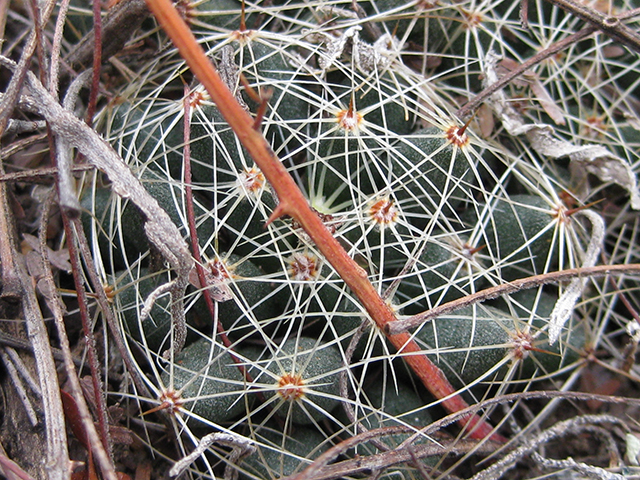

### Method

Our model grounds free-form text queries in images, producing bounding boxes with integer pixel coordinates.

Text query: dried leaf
[498,58,565,125]
[477,103,495,138]
[60,390,89,450]
[484,51,640,209]
[627,433,640,466]
[530,79,565,125]
[549,210,604,344]
[188,263,233,302]
[22,233,71,273]
[24,249,63,307]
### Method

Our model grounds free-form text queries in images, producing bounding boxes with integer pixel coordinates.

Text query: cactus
[246,336,344,426]
[64,0,640,477]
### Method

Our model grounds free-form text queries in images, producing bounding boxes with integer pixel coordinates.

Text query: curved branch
[386,264,640,335]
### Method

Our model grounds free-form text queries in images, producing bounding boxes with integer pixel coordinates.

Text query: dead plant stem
[181,88,256,386]
[458,0,640,118]
[6,191,70,480]
[40,198,118,480]
[85,0,102,126]
[60,211,114,459]
[545,0,640,51]
[286,392,640,480]
[0,0,56,136]
[386,264,640,335]
[457,26,596,118]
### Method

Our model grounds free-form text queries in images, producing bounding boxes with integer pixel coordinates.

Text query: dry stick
[143,0,503,442]
[0,184,21,304]
[285,391,640,480]
[468,414,628,480]
[1,53,188,431]
[27,0,48,89]
[0,451,38,480]
[0,133,48,168]
[59,211,114,459]
[457,25,596,119]
[52,72,112,455]
[0,347,39,427]
[386,264,640,335]
[181,88,256,385]
[0,0,56,137]
[70,212,154,400]
[288,433,495,480]
[0,191,70,480]
[0,164,95,184]
[458,0,640,119]
[9,62,194,358]
[0,32,37,138]
[39,198,119,480]
[48,0,71,98]
[546,0,640,52]
[85,0,103,126]
[0,140,69,480]
[64,0,150,73]
[37,206,119,480]
[0,330,82,366]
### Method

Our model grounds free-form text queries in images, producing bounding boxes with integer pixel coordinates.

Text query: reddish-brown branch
[143,0,504,441]
[60,212,113,459]
[181,87,257,387]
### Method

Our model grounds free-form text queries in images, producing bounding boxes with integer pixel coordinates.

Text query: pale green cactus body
[389,126,475,227]
[161,338,248,423]
[191,0,243,31]
[241,425,329,479]
[414,303,585,390]
[473,194,557,281]
[81,0,625,475]
[117,268,208,352]
[213,253,287,340]
[248,336,343,425]
[398,236,488,312]
[362,380,433,447]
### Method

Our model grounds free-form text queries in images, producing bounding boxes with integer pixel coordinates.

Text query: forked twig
[457,26,596,119]
[285,392,640,480]
[386,263,640,335]
[143,0,504,441]
[458,0,640,119]
[544,0,640,52]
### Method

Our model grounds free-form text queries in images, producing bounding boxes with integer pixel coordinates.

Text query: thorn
[391,21,399,38]
[530,346,561,356]
[239,73,261,103]
[465,243,486,256]
[142,402,171,416]
[238,74,272,129]
[457,110,477,136]
[563,198,605,217]
[253,88,272,130]
[240,0,246,31]
[265,203,290,227]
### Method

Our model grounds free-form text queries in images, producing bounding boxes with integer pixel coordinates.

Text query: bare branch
[386,264,640,335]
